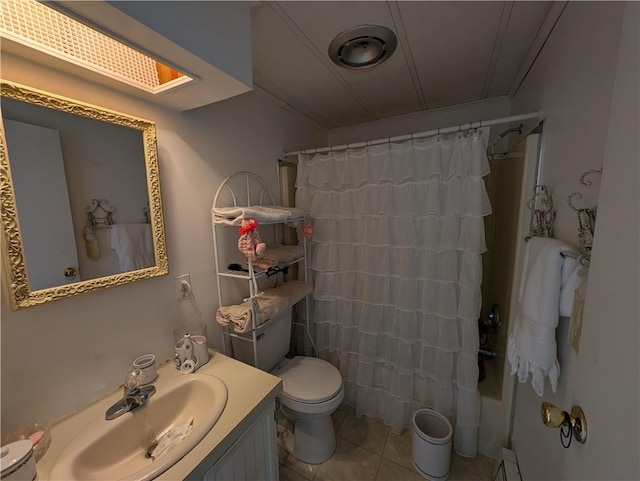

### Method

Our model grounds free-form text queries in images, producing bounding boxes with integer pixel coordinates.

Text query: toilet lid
[276,357,342,403]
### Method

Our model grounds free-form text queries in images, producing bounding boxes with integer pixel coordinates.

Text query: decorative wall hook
[86,199,115,230]
[567,168,602,266]
[527,185,555,238]
[541,401,587,448]
[579,168,603,187]
[566,192,585,212]
[567,168,602,211]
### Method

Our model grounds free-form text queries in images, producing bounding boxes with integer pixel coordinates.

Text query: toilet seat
[273,356,343,406]
[273,356,344,463]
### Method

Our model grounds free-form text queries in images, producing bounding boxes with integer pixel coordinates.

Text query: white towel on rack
[559,256,583,317]
[507,237,578,396]
[216,281,312,333]
[111,223,154,272]
[212,205,305,225]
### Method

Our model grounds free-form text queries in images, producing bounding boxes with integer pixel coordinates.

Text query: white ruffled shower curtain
[295,129,491,457]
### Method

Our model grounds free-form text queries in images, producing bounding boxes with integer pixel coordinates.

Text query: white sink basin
[48,373,228,481]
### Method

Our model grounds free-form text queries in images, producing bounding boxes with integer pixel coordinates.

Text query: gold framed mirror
[0,80,168,310]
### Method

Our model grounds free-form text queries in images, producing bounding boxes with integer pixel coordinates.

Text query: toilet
[231,308,344,464]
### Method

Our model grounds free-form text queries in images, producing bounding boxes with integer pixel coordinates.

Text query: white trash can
[412,409,453,481]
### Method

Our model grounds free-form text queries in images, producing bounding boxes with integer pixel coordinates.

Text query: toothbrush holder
[133,354,157,385]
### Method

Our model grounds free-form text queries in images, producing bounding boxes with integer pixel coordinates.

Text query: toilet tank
[231,308,292,371]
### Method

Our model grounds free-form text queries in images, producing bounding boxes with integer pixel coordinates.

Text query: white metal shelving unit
[211,171,310,369]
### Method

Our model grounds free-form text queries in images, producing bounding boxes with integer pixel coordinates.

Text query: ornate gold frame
[0,80,168,310]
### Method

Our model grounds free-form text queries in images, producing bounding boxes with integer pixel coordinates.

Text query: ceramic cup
[133,354,157,384]
[0,439,37,481]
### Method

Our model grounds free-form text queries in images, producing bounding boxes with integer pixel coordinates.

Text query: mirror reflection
[0,80,168,309]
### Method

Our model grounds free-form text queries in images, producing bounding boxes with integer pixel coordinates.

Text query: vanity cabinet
[35,353,282,481]
[201,401,278,481]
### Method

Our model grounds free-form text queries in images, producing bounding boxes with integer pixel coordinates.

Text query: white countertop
[36,351,282,481]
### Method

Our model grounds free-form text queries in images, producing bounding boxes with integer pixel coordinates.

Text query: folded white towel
[111,223,154,272]
[212,205,305,225]
[508,237,578,396]
[559,256,583,317]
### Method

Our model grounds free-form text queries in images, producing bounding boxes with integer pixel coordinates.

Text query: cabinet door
[203,402,278,481]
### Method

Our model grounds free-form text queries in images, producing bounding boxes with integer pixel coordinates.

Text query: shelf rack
[211,171,310,369]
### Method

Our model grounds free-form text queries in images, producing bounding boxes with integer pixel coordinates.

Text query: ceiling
[251,1,564,130]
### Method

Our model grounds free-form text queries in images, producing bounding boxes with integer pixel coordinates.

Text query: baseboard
[492,448,522,481]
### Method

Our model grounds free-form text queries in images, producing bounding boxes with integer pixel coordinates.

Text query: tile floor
[278,407,495,481]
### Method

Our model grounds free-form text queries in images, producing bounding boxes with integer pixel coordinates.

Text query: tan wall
[0,53,327,435]
[509,2,639,479]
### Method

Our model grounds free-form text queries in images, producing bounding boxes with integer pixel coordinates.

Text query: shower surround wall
[480,151,526,399]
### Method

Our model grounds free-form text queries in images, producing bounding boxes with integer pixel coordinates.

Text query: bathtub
[478,354,514,459]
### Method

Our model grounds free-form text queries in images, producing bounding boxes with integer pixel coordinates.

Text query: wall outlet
[175,274,191,300]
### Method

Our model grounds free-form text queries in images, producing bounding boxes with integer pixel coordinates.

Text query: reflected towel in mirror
[111,223,154,272]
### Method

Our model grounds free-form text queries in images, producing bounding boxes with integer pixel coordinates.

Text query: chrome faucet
[105,369,156,421]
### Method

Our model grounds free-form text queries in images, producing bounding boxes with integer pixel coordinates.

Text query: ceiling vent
[328,25,397,70]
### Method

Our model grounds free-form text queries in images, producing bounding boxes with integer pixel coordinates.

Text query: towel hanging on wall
[568,269,589,354]
[83,225,100,260]
[507,237,579,396]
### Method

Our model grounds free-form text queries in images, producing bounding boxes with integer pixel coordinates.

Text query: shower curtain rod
[283,110,542,157]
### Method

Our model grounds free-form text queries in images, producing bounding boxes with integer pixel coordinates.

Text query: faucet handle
[124,369,143,395]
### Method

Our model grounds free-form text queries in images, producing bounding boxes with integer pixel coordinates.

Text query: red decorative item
[301,223,313,239]
[238,220,258,235]
[238,218,266,261]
